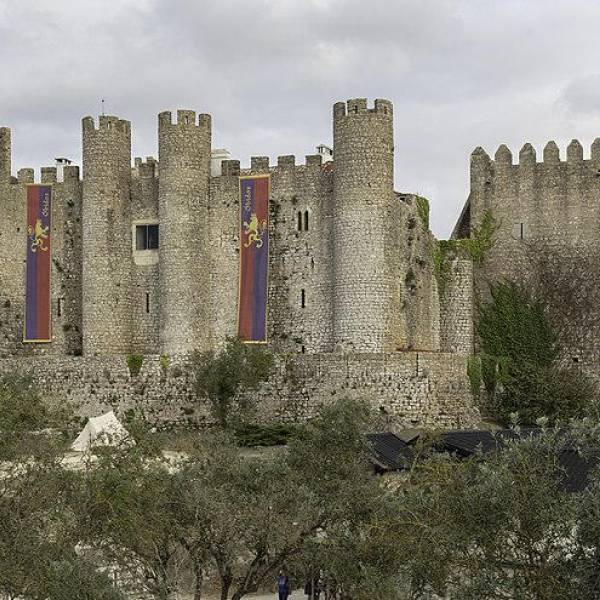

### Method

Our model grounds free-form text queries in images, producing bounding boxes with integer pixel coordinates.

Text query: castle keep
[0,99,476,427]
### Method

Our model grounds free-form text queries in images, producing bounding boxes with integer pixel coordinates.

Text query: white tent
[71,411,132,452]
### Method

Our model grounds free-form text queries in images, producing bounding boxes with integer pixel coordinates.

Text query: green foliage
[466,354,482,397]
[193,336,274,428]
[476,280,595,425]
[478,280,556,366]
[396,429,588,599]
[415,195,430,229]
[159,353,170,371]
[0,374,73,459]
[125,353,144,377]
[433,210,497,292]
[234,422,301,446]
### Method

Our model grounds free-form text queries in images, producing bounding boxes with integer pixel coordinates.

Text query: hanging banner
[24,185,52,342]
[238,175,270,342]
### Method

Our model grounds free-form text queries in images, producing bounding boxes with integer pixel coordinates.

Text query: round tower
[158,110,212,355]
[82,115,132,355]
[332,98,401,352]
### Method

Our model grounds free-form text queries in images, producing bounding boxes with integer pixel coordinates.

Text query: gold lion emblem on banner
[243,213,267,248]
[28,219,49,253]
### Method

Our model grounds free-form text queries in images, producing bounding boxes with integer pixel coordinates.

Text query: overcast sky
[3,0,600,236]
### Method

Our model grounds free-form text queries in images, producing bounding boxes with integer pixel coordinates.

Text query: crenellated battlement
[82,115,131,135]
[220,159,240,176]
[133,156,158,178]
[41,167,57,183]
[475,139,600,171]
[333,97,393,119]
[158,110,211,130]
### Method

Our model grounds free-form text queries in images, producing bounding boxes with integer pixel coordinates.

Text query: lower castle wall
[0,352,477,429]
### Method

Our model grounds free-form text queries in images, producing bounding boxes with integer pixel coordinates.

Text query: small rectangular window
[512,222,526,240]
[145,292,150,314]
[57,297,63,317]
[136,224,159,250]
[301,289,306,308]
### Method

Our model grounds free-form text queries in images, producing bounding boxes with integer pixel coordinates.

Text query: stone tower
[81,115,133,354]
[158,110,212,355]
[0,127,10,183]
[332,98,402,352]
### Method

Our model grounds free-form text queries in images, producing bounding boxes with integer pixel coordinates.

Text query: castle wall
[0,352,477,429]
[400,194,441,351]
[131,158,160,353]
[439,254,473,354]
[466,139,600,375]
[0,154,83,357]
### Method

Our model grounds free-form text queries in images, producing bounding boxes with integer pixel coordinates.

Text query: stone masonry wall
[0,352,477,429]
[0,147,83,357]
[465,140,600,378]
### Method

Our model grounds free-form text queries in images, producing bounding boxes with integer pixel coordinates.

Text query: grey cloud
[3,0,600,236]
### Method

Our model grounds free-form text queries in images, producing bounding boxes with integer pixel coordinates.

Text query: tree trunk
[193,559,204,600]
[220,574,232,600]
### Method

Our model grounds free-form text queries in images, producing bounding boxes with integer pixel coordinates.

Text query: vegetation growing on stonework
[475,280,597,425]
[126,353,144,377]
[433,210,497,292]
[415,195,430,229]
[193,336,274,427]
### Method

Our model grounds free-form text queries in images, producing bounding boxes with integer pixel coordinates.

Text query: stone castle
[0,98,478,427]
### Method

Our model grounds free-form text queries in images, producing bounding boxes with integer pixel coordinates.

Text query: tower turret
[0,127,10,183]
[81,115,132,354]
[158,110,212,354]
[332,98,402,352]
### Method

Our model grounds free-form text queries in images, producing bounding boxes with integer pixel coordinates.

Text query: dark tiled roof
[369,428,597,493]
[366,432,413,471]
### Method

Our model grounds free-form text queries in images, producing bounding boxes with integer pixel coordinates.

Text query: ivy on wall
[433,210,497,293]
[415,195,430,230]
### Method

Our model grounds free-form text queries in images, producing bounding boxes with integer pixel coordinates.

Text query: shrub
[126,354,144,377]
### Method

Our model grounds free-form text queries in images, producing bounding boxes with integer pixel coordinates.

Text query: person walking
[278,569,291,600]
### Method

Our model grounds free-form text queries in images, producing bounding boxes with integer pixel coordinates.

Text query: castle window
[297,211,302,231]
[304,210,309,231]
[136,224,159,250]
[57,297,63,317]
[301,288,306,308]
[145,292,150,314]
[512,222,526,240]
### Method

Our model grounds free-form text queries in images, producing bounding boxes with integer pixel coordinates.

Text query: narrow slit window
[297,211,302,231]
[520,222,524,239]
[304,210,309,231]
[57,297,62,317]
[301,289,306,308]
[145,292,150,314]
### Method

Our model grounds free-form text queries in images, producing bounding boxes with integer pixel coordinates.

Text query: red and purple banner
[24,185,52,342]
[238,175,270,342]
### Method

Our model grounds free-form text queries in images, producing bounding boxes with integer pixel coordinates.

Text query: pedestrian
[278,569,291,600]
[304,570,321,600]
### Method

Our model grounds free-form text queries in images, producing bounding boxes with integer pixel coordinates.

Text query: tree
[75,443,183,599]
[395,428,593,600]
[475,280,596,424]
[174,398,382,600]
[193,337,274,427]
